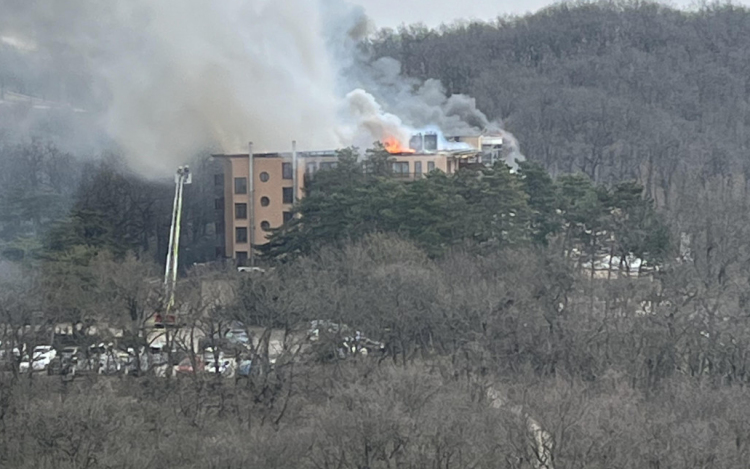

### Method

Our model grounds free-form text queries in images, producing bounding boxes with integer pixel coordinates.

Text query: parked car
[203,348,225,373]
[19,345,56,372]
[204,350,235,377]
[99,351,120,374]
[237,266,265,273]
[60,346,80,361]
[306,320,385,357]
[237,359,253,377]
[175,356,204,374]
[225,329,251,347]
[47,346,80,375]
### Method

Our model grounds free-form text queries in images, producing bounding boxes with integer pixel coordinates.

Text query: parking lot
[0,320,385,380]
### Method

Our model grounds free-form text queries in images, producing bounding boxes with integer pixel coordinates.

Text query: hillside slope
[373,1,750,210]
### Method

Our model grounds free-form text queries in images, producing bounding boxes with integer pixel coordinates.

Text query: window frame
[236,251,248,265]
[234,203,248,220]
[235,227,248,243]
[391,161,409,175]
[282,162,293,180]
[282,187,293,204]
[234,177,248,194]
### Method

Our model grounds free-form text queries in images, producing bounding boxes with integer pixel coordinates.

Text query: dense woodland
[3,1,750,468]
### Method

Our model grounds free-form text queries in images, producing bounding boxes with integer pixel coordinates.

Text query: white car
[204,349,235,376]
[19,345,57,372]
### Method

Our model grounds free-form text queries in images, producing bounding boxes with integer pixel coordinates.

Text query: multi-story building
[213,134,499,263]
[213,148,335,264]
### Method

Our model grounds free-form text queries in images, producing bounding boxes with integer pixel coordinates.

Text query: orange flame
[383,136,415,154]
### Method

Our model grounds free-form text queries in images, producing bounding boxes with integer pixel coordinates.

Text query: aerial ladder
[157,165,191,327]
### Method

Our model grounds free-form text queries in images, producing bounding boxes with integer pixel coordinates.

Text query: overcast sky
[353,0,711,29]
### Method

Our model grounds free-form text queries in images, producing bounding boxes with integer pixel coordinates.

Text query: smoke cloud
[0,0,344,174]
[0,0,524,175]
[342,89,411,147]
[344,56,525,165]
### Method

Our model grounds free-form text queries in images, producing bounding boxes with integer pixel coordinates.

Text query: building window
[319,162,337,171]
[236,227,248,243]
[414,161,422,176]
[214,197,224,210]
[391,161,409,176]
[427,161,435,172]
[282,162,293,180]
[283,211,293,223]
[260,196,270,207]
[236,251,248,266]
[235,203,247,219]
[259,171,270,182]
[214,221,224,235]
[260,221,271,231]
[234,177,247,194]
[306,162,317,175]
[282,187,293,204]
[215,247,225,258]
[214,174,224,186]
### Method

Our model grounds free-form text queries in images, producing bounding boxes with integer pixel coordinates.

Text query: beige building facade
[213,136,496,263]
[214,150,338,264]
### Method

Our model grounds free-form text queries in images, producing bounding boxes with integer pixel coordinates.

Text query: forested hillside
[372,1,750,207]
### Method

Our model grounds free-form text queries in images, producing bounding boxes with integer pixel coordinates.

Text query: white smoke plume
[0,0,524,175]
[341,89,411,148]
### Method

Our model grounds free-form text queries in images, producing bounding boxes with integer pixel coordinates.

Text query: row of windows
[215,192,292,215]
[306,161,337,174]
[223,159,435,192]
[230,163,294,194]
[233,202,294,219]
[391,160,435,175]
[220,189,293,217]
[233,177,295,202]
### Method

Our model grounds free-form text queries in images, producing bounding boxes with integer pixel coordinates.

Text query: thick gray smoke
[0,0,523,175]
[343,56,525,164]
[355,57,495,135]
[0,0,343,175]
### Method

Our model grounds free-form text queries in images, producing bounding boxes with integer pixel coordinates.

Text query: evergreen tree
[608,180,669,271]
[518,160,561,245]
[394,171,468,256]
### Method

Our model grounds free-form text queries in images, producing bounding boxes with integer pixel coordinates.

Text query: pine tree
[518,160,561,245]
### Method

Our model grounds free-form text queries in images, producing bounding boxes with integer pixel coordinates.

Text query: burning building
[213,132,508,264]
